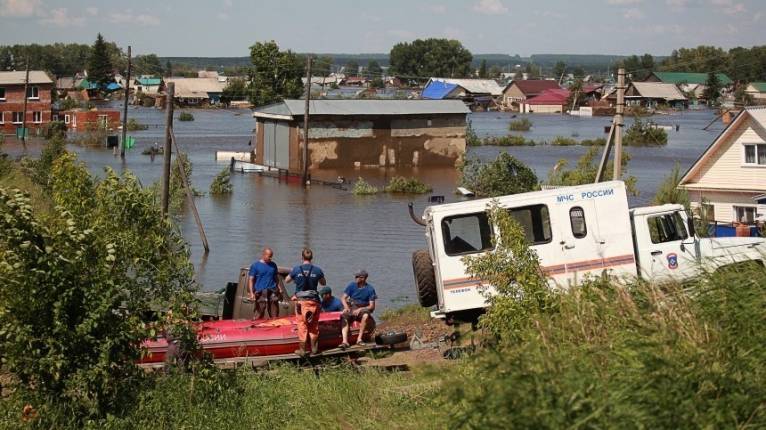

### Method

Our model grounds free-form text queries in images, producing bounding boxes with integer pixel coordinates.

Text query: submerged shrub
[179,112,195,122]
[352,177,378,195]
[508,117,532,131]
[549,136,578,146]
[384,176,432,194]
[126,118,149,131]
[209,167,233,195]
[624,117,668,146]
[459,152,538,197]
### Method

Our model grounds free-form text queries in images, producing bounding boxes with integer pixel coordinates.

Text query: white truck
[409,181,766,324]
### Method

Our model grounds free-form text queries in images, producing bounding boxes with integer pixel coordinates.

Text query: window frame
[32,111,42,123]
[569,206,588,239]
[507,204,553,246]
[11,111,23,124]
[0,87,5,100]
[743,143,766,166]
[647,212,689,244]
[27,86,39,100]
[440,212,494,257]
[0,112,4,124]
[734,205,756,224]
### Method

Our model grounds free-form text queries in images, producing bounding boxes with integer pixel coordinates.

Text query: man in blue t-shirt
[340,270,377,348]
[285,248,326,296]
[285,248,326,356]
[320,286,344,312]
[247,247,281,319]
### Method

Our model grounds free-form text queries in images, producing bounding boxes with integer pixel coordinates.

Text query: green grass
[384,176,432,194]
[352,177,379,195]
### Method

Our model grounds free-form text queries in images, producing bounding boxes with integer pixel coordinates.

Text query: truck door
[635,210,698,281]
[558,201,603,283]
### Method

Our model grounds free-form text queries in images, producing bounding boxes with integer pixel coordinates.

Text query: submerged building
[251,99,469,170]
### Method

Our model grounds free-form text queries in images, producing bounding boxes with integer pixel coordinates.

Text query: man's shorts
[343,306,372,322]
[255,288,282,303]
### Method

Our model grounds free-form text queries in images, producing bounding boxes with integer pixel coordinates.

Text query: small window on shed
[569,207,587,238]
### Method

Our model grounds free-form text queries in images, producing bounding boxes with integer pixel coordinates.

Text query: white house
[678,106,766,224]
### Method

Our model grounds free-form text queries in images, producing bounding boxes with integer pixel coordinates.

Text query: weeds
[126,118,148,131]
[384,176,432,194]
[179,112,195,122]
[624,117,668,146]
[508,117,533,131]
[352,177,379,195]
[209,167,233,195]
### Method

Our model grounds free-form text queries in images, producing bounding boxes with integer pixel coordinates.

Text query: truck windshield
[648,212,688,244]
[441,212,493,256]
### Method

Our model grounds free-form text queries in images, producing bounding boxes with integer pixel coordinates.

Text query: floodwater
[2,105,726,310]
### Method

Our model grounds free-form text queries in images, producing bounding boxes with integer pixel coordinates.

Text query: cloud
[606,0,642,4]
[710,0,745,14]
[473,0,508,15]
[85,7,98,16]
[387,29,416,40]
[38,7,85,27]
[217,12,229,20]
[0,0,42,17]
[223,0,232,7]
[623,8,644,19]
[109,11,160,26]
[422,3,447,14]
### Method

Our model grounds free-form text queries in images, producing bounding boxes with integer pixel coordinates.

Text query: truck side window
[648,212,688,244]
[441,212,493,256]
[508,204,552,245]
[569,207,587,238]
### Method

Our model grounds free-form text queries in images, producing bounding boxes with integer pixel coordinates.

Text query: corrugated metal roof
[136,77,162,86]
[526,88,570,105]
[426,78,504,96]
[748,82,766,92]
[651,71,733,86]
[165,78,225,98]
[0,70,53,85]
[422,81,459,99]
[508,80,562,96]
[630,82,687,101]
[253,99,470,118]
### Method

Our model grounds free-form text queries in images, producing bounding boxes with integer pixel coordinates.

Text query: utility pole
[301,56,312,187]
[21,62,29,145]
[161,83,175,216]
[120,45,132,160]
[613,67,625,180]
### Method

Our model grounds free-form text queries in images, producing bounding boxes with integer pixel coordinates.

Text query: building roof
[56,77,76,89]
[252,99,470,119]
[136,77,162,86]
[582,84,603,94]
[0,70,53,85]
[747,82,766,92]
[78,78,100,90]
[508,80,561,96]
[650,71,733,86]
[680,106,766,186]
[525,88,570,105]
[427,78,504,96]
[165,78,226,98]
[630,82,687,101]
[422,80,460,99]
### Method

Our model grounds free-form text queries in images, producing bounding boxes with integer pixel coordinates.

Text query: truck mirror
[687,213,696,237]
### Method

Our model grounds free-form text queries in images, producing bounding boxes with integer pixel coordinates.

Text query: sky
[1,0,764,57]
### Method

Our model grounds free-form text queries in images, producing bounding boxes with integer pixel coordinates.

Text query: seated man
[319,286,344,312]
[340,270,377,348]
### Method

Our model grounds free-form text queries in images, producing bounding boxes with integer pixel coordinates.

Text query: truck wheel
[375,331,408,346]
[412,249,437,307]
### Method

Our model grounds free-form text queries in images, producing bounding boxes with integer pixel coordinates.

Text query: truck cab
[411,181,765,324]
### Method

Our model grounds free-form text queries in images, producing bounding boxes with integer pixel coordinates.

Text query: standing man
[340,270,377,348]
[319,287,344,312]
[248,247,281,319]
[285,248,326,356]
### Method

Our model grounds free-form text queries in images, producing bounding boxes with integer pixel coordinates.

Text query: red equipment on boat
[140,311,368,364]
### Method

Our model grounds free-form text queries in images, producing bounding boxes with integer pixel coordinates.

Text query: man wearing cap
[320,287,344,312]
[285,248,326,356]
[340,270,377,348]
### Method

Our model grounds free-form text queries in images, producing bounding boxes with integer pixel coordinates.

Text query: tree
[459,152,538,197]
[165,60,173,77]
[221,77,248,106]
[566,79,584,110]
[247,40,304,107]
[703,72,722,106]
[546,146,638,195]
[389,38,473,79]
[367,60,382,79]
[87,33,113,89]
[734,84,754,106]
[344,60,359,77]
[132,54,163,76]
[313,56,334,77]
[0,46,13,70]
[524,63,541,79]
[652,162,689,208]
[478,59,488,78]
[553,61,567,81]
[488,65,503,79]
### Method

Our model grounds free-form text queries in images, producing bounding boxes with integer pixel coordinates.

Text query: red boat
[140,311,371,364]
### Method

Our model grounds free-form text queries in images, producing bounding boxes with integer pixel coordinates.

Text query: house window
[441,212,493,256]
[0,112,4,124]
[12,112,23,124]
[27,86,39,99]
[32,111,42,123]
[734,206,756,224]
[569,207,587,238]
[64,114,70,124]
[648,212,688,244]
[508,204,552,245]
[744,144,766,165]
[0,87,5,100]
[97,114,108,128]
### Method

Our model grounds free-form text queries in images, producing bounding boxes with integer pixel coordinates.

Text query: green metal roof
[136,77,162,86]
[748,82,766,92]
[652,72,732,85]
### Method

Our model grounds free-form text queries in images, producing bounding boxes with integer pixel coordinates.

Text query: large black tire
[412,249,437,307]
[375,331,408,346]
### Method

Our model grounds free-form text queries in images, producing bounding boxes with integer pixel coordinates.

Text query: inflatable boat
[140,311,370,364]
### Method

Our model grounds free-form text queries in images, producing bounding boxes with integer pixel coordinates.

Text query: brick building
[57,109,122,131]
[0,71,54,134]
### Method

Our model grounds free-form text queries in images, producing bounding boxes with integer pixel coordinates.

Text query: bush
[549,136,578,146]
[652,162,689,207]
[445,206,766,429]
[126,118,148,131]
[624,117,668,146]
[43,120,68,139]
[546,146,638,195]
[209,167,233,194]
[384,176,432,194]
[466,120,482,147]
[0,152,198,422]
[352,177,378,195]
[580,137,606,146]
[486,135,535,146]
[19,136,66,188]
[179,112,195,122]
[508,117,532,131]
[59,97,80,111]
[459,152,538,197]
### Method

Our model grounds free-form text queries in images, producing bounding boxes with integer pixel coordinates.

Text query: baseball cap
[319,286,332,296]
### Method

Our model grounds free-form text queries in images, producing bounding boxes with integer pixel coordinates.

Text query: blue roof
[106,82,122,91]
[422,80,459,100]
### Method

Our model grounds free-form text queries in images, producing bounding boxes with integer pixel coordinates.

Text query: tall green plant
[652,162,689,208]
[546,146,638,195]
[459,153,538,197]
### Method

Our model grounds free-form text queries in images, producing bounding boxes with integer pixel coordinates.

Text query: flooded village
[2,1,766,428]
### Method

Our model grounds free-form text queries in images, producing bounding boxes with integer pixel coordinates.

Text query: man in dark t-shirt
[285,248,326,356]
[340,270,377,348]
[248,247,280,319]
